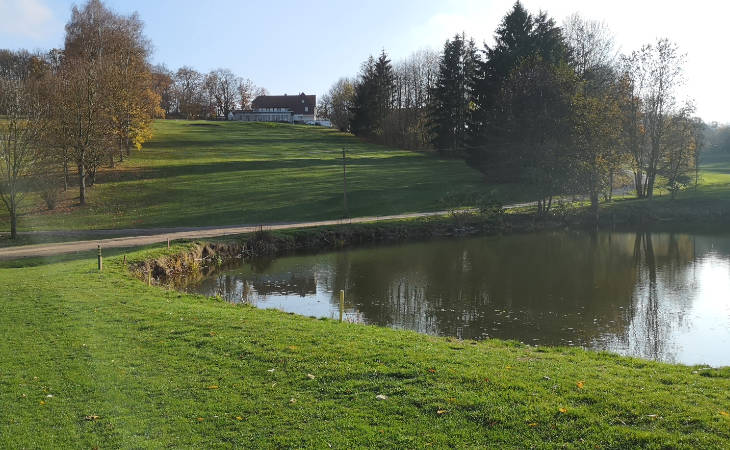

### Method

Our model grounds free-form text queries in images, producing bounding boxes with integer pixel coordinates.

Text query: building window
[304,106,308,112]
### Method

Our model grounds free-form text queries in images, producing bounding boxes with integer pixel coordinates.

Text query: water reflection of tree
[325,233,645,343]
[621,232,696,362]
[189,230,711,363]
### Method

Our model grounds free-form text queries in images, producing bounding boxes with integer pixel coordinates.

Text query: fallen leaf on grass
[505,366,512,370]
[39,401,46,405]
[288,345,298,350]
[528,423,538,427]
[437,410,448,415]
[577,381,585,389]
[428,368,436,373]
[267,368,275,373]
[196,417,204,422]
[84,415,100,421]
[235,416,243,421]
[207,385,219,389]
[376,394,388,401]
[720,411,728,417]
[559,408,567,413]
[289,398,296,404]
[307,374,316,380]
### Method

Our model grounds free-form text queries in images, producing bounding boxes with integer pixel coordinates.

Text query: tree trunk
[608,170,614,201]
[634,171,644,198]
[88,165,97,187]
[63,156,69,192]
[9,201,17,239]
[590,190,600,226]
[646,172,655,199]
[79,162,86,205]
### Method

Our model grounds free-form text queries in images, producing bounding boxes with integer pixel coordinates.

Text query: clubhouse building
[228,93,316,123]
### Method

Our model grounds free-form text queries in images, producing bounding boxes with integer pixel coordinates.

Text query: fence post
[97,244,102,271]
[339,290,345,322]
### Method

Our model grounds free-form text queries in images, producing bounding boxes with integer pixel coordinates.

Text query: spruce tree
[350,51,394,137]
[430,34,479,155]
[468,1,568,178]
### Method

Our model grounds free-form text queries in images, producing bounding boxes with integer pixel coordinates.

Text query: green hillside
[2,121,525,232]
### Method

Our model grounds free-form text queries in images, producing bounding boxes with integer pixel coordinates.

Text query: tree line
[0,0,163,238]
[320,2,706,221]
[149,65,267,120]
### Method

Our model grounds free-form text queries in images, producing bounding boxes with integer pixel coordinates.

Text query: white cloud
[0,0,55,40]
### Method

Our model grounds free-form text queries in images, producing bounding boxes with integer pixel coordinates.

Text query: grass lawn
[0,120,528,233]
[601,152,730,220]
[1,243,728,448]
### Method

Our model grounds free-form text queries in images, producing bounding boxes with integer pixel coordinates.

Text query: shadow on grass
[101,155,433,183]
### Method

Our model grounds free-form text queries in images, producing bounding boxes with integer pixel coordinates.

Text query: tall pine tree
[468,1,568,178]
[430,33,479,155]
[350,51,394,137]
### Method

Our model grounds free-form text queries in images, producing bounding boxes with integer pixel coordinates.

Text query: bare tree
[642,39,686,198]
[151,64,175,115]
[661,105,697,198]
[174,66,204,119]
[618,50,649,197]
[563,14,616,81]
[206,68,238,118]
[322,78,355,131]
[0,72,49,238]
[237,78,255,110]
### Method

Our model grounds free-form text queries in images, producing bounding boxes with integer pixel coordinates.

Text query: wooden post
[97,244,102,271]
[167,237,170,249]
[147,268,151,286]
[342,148,348,219]
[339,290,345,322]
[122,254,127,266]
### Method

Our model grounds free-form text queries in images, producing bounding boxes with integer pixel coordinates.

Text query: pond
[184,230,730,367]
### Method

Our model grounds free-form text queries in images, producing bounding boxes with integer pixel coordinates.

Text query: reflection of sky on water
[596,254,730,365]
[188,231,730,367]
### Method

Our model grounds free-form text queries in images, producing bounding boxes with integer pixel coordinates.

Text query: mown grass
[1,242,728,448]
[600,154,730,223]
[0,121,528,233]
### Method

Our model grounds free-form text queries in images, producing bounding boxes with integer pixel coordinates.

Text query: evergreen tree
[430,34,479,154]
[350,56,375,136]
[468,1,568,177]
[350,51,394,137]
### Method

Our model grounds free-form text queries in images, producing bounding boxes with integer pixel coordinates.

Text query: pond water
[185,231,730,366]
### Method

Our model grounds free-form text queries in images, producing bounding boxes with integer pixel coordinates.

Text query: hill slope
[3,121,525,232]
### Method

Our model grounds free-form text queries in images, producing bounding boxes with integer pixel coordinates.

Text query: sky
[0,0,727,123]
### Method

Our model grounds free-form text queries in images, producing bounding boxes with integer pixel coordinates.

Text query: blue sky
[1,0,727,123]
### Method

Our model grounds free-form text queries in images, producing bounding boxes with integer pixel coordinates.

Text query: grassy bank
[1,233,728,448]
[598,154,730,225]
[0,120,526,233]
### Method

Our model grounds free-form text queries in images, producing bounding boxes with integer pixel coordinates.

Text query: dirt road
[0,211,460,261]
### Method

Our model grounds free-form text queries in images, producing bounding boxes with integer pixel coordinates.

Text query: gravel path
[0,211,457,260]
